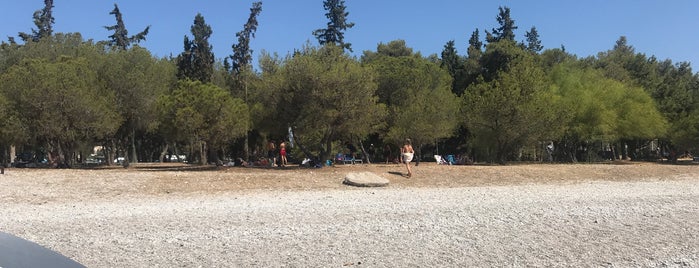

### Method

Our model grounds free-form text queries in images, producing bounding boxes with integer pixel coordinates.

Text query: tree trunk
[209,146,221,166]
[415,144,421,166]
[358,141,370,164]
[130,128,138,164]
[291,129,318,163]
[105,140,118,166]
[159,143,169,163]
[10,145,16,165]
[609,143,617,160]
[2,146,7,172]
[322,137,332,164]
[244,134,250,162]
[199,141,207,165]
[173,144,182,162]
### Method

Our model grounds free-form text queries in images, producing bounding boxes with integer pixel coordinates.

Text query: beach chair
[446,155,456,165]
[434,155,448,165]
[352,153,363,164]
[336,153,355,164]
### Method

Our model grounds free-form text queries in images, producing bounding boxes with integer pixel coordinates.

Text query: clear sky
[2,0,698,70]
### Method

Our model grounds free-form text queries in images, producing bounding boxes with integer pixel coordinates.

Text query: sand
[0,162,697,267]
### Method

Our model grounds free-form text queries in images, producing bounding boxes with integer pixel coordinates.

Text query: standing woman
[279,141,288,167]
[401,139,415,177]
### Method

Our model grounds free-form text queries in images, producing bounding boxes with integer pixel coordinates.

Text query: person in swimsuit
[401,138,415,177]
[279,141,288,167]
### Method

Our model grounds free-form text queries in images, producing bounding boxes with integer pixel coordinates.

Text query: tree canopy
[368,53,461,149]
[158,80,249,164]
[464,41,556,163]
[177,13,214,83]
[1,56,122,164]
[257,45,384,161]
[486,6,517,43]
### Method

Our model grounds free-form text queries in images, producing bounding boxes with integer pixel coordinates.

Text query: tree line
[1,1,697,167]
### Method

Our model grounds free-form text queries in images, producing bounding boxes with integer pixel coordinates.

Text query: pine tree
[177,13,214,83]
[230,1,263,162]
[18,0,55,42]
[467,29,483,59]
[312,0,355,52]
[486,6,517,43]
[441,40,466,95]
[104,4,150,50]
[441,40,460,76]
[524,26,543,53]
[231,2,263,75]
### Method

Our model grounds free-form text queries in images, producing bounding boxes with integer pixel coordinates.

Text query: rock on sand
[343,172,389,187]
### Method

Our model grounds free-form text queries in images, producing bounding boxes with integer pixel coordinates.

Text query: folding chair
[434,155,448,165]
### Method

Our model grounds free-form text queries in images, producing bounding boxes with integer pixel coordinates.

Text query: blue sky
[2,1,698,70]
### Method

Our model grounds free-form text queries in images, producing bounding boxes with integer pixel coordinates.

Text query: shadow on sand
[388,171,407,177]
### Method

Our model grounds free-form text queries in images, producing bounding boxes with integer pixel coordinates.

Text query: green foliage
[0,57,122,152]
[102,47,173,128]
[18,0,55,42]
[12,33,103,63]
[257,45,384,160]
[486,6,517,43]
[593,36,697,153]
[467,29,483,59]
[462,29,484,90]
[539,47,576,69]
[594,36,636,83]
[158,80,249,162]
[231,2,263,75]
[104,4,150,50]
[361,40,414,62]
[651,61,697,120]
[313,0,355,52]
[0,41,22,74]
[0,92,26,146]
[464,42,557,163]
[668,111,699,150]
[523,26,543,53]
[367,50,461,148]
[440,40,467,95]
[177,13,215,83]
[99,46,175,161]
[550,65,668,154]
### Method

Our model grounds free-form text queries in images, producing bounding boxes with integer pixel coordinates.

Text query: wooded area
[1,1,697,167]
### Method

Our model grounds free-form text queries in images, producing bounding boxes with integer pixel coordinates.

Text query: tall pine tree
[104,4,150,50]
[313,0,355,52]
[486,6,517,43]
[177,13,214,83]
[441,40,466,95]
[230,1,262,161]
[231,2,263,75]
[18,0,54,42]
[524,26,543,53]
[467,29,483,59]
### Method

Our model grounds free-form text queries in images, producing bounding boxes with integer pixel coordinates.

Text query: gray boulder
[343,172,389,187]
